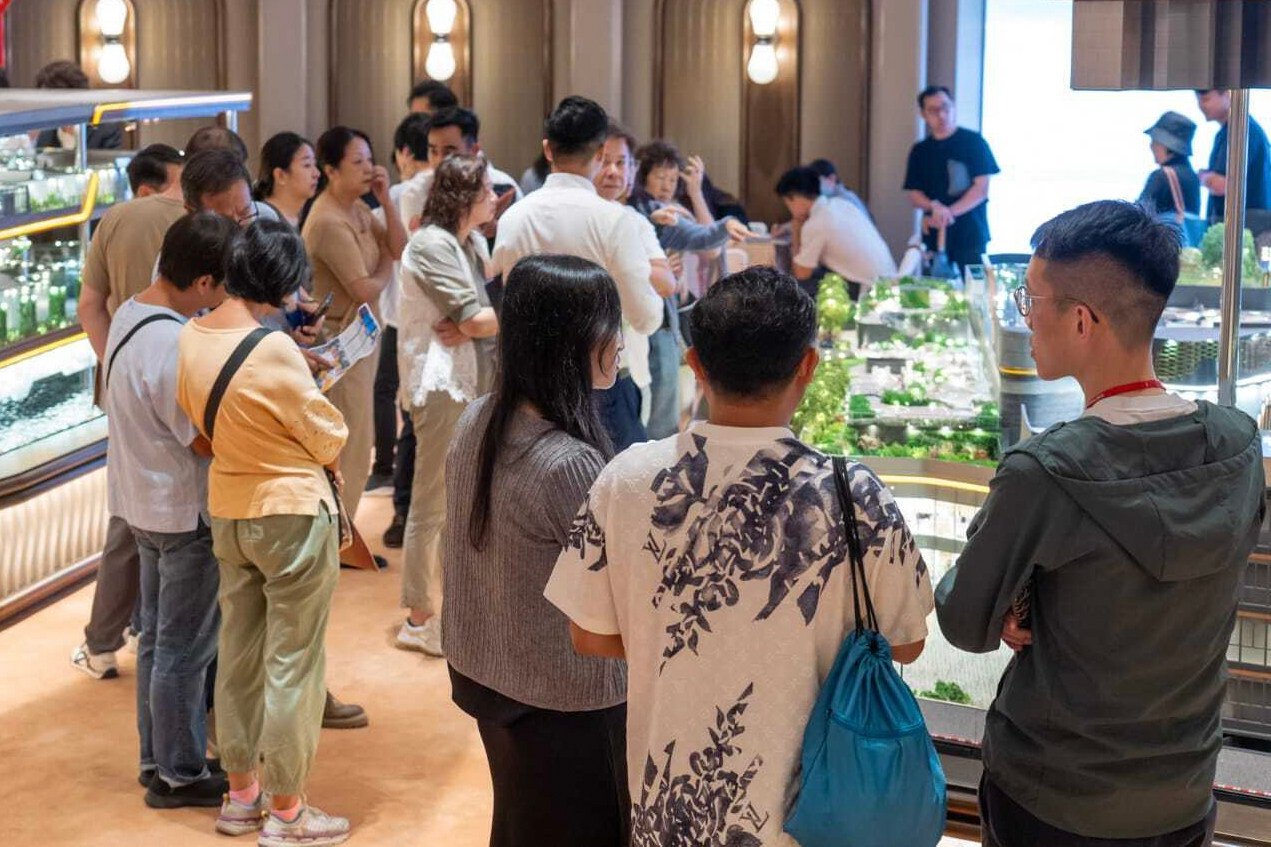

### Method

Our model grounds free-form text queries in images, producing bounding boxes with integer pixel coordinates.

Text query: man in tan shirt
[71,145,188,681]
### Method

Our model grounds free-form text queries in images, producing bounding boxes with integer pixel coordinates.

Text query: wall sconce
[413,0,471,104]
[78,0,135,88]
[746,0,780,85]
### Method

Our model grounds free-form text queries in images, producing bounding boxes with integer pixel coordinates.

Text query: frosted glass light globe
[98,42,131,84]
[747,43,779,85]
[748,0,780,38]
[426,0,458,36]
[425,41,456,81]
[96,0,128,38]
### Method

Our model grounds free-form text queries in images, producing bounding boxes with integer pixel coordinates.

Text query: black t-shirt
[1139,155,1201,216]
[903,127,1000,261]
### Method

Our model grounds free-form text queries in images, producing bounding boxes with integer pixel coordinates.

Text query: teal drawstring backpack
[784,456,946,847]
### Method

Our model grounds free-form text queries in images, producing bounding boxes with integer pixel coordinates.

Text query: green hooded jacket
[935,400,1265,837]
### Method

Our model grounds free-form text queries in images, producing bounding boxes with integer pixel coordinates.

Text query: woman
[443,254,629,847]
[254,132,320,228]
[302,126,408,539]
[1139,111,1202,244]
[395,154,499,657]
[175,221,351,845]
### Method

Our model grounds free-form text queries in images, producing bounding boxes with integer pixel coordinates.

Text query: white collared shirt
[492,172,662,384]
[795,196,897,287]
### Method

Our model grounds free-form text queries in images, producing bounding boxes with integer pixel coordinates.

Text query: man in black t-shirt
[903,86,1000,269]
[1196,89,1271,222]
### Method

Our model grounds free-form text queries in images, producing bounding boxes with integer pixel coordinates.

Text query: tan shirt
[176,323,348,520]
[301,192,388,331]
[82,194,187,314]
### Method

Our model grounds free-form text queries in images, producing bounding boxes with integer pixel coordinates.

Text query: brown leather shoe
[322,690,368,729]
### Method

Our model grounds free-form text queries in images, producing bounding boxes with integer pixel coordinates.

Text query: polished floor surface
[0,495,977,846]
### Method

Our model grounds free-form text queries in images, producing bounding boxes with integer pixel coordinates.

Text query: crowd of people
[51,65,1267,847]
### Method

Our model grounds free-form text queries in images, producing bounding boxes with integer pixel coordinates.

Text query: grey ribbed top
[441,396,628,712]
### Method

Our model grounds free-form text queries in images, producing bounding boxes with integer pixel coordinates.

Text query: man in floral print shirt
[546,266,934,846]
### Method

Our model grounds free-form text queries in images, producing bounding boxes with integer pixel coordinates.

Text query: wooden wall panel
[330,0,413,166]
[133,0,230,153]
[7,0,80,86]
[800,0,870,197]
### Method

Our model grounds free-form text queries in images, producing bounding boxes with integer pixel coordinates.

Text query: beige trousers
[324,345,377,528]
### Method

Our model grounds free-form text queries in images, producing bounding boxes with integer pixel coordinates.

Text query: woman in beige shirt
[302,126,407,543]
[176,221,351,845]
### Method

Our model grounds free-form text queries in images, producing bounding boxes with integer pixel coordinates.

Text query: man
[71,145,189,682]
[408,79,458,115]
[904,85,1000,269]
[780,165,897,300]
[181,149,370,731]
[1196,89,1271,221]
[492,96,662,451]
[127,144,184,198]
[373,113,432,548]
[398,106,521,233]
[808,157,872,219]
[33,60,123,149]
[936,200,1264,845]
[594,123,679,439]
[105,212,237,809]
[546,266,932,846]
[182,126,282,223]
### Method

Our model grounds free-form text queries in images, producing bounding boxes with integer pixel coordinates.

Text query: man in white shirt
[493,96,662,450]
[105,212,236,807]
[779,165,896,301]
[398,107,521,233]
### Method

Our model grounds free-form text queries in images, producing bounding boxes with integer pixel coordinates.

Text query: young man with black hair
[808,157,871,218]
[127,144,185,197]
[1196,89,1271,221]
[779,165,896,300]
[547,266,932,846]
[105,212,238,808]
[936,200,1265,846]
[493,95,662,451]
[408,79,459,115]
[904,85,1000,269]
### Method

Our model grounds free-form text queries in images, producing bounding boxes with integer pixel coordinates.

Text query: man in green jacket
[936,200,1265,846]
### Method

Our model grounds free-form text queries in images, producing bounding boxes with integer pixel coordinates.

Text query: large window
[981,0,1271,254]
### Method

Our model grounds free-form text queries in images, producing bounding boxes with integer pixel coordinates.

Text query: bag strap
[202,328,274,441]
[831,456,879,633]
[1162,166,1186,223]
[104,313,181,386]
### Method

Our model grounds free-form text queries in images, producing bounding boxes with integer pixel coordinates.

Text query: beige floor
[0,495,977,847]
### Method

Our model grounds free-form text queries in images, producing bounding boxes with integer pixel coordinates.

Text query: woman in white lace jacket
[395,153,499,656]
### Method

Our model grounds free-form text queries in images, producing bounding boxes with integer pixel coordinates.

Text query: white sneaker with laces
[395,617,443,657]
[258,805,350,847]
[70,642,119,679]
[216,789,268,836]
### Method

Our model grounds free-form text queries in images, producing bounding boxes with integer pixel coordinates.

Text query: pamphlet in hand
[309,303,381,393]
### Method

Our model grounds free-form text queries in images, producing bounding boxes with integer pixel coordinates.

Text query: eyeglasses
[1012,286,1099,322]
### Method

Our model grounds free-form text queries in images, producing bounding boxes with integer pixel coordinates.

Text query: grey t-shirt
[103,299,208,533]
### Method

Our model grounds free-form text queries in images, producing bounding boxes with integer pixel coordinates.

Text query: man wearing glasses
[936,200,1264,846]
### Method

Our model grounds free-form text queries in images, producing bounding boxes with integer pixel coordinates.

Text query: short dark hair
[690,266,816,398]
[225,220,311,307]
[182,149,251,210]
[1194,88,1222,96]
[1030,200,1178,346]
[917,85,954,109]
[429,106,480,145]
[775,166,821,200]
[126,144,183,194]
[157,212,239,291]
[809,158,837,178]
[408,80,458,111]
[544,96,609,160]
[184,126,250,163]
[35,60,89,89]
[393,113,431,160]
[634,139,684,191]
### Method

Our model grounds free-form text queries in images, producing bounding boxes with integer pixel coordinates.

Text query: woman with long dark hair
[442,254,629,847]
[254,132,320,228]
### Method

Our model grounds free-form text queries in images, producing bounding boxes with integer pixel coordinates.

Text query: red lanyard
[1085,380,1165,409]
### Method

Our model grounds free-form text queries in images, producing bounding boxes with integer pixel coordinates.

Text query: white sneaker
[395,617,443,657]
[70,641,119,679]
[258,805,350,847]
[216,789,268,836]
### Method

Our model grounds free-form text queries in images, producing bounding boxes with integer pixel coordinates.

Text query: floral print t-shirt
[545,423,934,847]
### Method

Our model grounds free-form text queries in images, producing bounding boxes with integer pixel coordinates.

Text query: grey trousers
[84,515,140,654]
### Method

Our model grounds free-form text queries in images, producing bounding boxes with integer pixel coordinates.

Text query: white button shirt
[795,196,897,288]
[492,171,662,385]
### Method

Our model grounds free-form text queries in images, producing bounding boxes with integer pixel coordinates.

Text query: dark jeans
[85,515,141,654]
[133,521,220,787]
[980,775,1217,847]
[477,703,630,847]
[392,408,416,519]
[373,326,402,477]
[596,374,647,453]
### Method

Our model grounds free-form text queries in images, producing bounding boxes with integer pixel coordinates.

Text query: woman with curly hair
[394,153,499,657]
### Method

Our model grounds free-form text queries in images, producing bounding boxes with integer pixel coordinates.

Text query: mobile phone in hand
[304,292,335,326]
